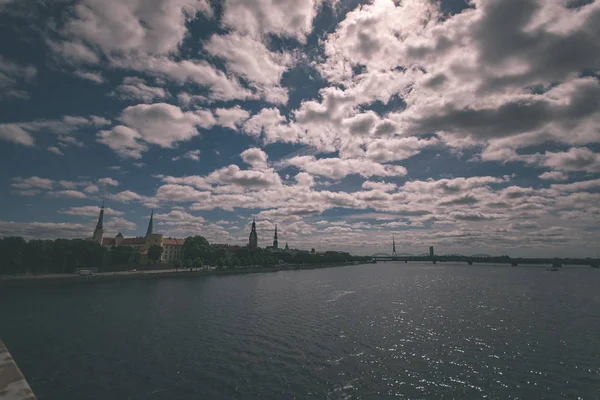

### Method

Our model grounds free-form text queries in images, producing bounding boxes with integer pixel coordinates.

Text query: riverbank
[0,262,361,286]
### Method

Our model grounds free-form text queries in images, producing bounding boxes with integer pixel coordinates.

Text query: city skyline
[0,0,599,257]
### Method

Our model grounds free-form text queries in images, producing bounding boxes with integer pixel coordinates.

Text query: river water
[1,263,599,399]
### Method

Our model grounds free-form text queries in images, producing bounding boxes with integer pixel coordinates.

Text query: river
[1,263,599,399]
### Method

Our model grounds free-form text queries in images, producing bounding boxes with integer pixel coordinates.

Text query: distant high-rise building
[249,218,258,249]
[92,202,105,244]
[273,225,278,249]
[392,235,397,257]
[429,246,434,257]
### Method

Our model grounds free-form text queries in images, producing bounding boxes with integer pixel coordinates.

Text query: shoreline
[0,262,361,286]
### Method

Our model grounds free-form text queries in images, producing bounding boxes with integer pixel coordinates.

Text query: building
[266,225,280,251]
[90,205,185,263]
[429,246,435,257]
[161,238,185,262]
[146,209,154,236]
[248,218,258,249]
[91,202,105,244]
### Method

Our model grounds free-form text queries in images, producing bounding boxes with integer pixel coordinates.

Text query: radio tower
[392,235,397,258]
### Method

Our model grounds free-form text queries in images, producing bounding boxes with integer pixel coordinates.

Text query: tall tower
[392,234,397,257]
[92,202,105,244]
[249,218,258,249]
[273,225,278,249]
[146,209,154,237]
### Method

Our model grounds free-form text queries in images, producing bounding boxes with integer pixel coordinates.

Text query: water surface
[1,263,599,399]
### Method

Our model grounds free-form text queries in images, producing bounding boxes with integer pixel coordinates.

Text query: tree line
[0,235,370,275]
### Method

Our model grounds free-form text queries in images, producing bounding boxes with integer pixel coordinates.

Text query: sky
[0,0,599,257]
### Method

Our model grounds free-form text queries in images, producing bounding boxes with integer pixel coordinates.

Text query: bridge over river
[370,253,600,267]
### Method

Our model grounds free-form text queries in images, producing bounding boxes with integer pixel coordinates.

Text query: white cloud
[59,180,78,189]
[111,77,168,102]
[539,171,569,181]
[47,146,64,156]
[243,108,301,144]
[50,190,88,199]
[206,165,283,189]
[119,57,254,102]
[205,32,291,85]
[0,55,36,100]
[63,0,212,56]
[84,184,99,193]
[365,137,439,162]
[12,176,54,190]
[0,221,89,239]
[59,206,124,217]
[284,156,408,179]
[110,190,145,202]
[240,147,268,169]
[47,40,100,64]
[215,106,251,131]
[97,125,147,159]
[221,0,322,41]
[0,124,35,146]
[90,116,111,126]
[73,70,104,83]
[98,177,119,186]
[172,149,201,162]
[361,180,397,192]
[310,0,600,160]
[542,147,600,173]
[119,103,213,148]
[177,92,209,108]
[2,115,111,147]
[156,184,210,202]
[550,179,600,193]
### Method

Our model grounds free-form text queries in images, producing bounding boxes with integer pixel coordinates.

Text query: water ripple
[1,264,600,399]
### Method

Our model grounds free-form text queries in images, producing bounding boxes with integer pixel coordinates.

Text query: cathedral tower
[249,218,258,249]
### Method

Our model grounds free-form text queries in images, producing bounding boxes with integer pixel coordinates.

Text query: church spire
[273,224,278,249]
[92,202,105,244]
[392,234,397,257]
[146,209,154,237]
[249,217,258,248]
[96,201,105,230]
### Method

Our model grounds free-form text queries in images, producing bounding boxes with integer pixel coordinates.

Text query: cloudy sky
[0,0,599,257]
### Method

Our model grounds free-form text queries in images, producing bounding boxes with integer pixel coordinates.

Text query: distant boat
[547,265,559,271]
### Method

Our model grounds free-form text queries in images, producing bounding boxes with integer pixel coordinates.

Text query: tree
[0,237,26,274]
[193,258,204,271]
[174,259,182,271]
[148,245,163,264]
[183,259,193,272]
[183,236,210,261]
[311,248,315,254]
[129,249,141,265]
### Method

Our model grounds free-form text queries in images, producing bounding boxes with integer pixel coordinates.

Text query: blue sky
[0,0,599,257]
